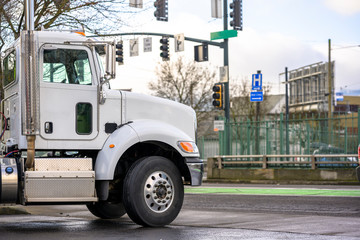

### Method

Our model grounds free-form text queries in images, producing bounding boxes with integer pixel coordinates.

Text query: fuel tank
[0,158,18,203]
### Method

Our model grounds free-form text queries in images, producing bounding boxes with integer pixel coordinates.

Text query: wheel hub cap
[144,171,174,213]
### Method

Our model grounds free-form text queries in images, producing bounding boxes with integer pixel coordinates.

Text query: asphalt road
[0,183,359,240]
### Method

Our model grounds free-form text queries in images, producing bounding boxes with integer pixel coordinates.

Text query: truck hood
[123,91,197,141]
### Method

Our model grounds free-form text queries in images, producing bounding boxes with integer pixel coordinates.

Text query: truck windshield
[43,48,92,85]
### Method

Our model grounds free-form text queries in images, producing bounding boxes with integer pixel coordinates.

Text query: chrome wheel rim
[144,171,174,213]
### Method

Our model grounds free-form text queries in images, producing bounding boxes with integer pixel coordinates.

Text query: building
[334,95,360,114]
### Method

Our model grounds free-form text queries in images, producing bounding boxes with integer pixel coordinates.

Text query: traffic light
[154,0,168,21]
[115,41,124,65]
[160,37,169,61]
[194,44,208,62]
[229,0,242,31]
[212,83,224,109]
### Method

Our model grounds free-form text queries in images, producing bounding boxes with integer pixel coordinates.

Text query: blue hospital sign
[252,74,262,91]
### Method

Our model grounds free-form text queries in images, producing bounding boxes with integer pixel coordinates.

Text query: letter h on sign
[252,73,262,91]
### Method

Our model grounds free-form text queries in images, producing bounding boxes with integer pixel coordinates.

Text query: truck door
[39,44,98,140]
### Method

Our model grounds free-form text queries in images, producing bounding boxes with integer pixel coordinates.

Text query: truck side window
[43,49,92,85]
[2,51,16,87]
[43,62,68,83]
[76,103,92,134]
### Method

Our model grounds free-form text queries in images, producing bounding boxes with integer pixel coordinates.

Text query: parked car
[314,145,358,167]
[297,142,329,162]
[307,142,329,154]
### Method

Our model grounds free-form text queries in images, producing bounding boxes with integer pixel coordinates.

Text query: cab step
[24,158,97,203]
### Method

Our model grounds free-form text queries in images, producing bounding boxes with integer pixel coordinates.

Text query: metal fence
[198,110,360,168]
[197,137,219,160]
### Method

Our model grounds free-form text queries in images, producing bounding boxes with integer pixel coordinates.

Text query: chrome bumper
[185,158,203,186]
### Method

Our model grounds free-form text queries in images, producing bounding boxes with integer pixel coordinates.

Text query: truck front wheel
[123,156,184,227]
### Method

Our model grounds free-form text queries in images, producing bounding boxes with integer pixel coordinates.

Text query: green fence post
[358,109,360,145]
[239,122,242,154]
[202,136,205,159]
[345,126,348,153]
[229,121,233,155]
[247,119,251,155]
[280,113,284,155]
[266,121,269,154]
[306,123,310,154]
[219,127,223,156]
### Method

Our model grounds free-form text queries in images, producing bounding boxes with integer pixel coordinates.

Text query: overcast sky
[107,0,360,95]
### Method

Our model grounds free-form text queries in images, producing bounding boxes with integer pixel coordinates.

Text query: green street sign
[210,30,238,40]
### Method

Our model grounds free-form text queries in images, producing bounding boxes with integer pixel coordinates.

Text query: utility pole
[328,39,332,141]
[285,67,289,156]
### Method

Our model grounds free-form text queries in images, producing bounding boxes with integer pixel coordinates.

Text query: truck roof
[36,30,89,44]
[2,30,90,53]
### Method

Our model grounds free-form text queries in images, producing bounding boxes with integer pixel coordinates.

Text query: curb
[203,178,360,185]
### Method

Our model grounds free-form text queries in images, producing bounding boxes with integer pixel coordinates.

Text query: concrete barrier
[207,157,358,184]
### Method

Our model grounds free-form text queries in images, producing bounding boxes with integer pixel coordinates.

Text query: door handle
[45,122,53,134]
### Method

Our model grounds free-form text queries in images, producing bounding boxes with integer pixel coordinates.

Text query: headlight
[178,141,199,153]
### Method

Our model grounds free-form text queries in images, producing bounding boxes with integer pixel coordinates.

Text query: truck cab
[0,30,203,227]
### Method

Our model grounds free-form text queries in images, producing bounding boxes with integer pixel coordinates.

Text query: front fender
[95,125,139,180]
[95,120,199,180]
[129,119,198,157]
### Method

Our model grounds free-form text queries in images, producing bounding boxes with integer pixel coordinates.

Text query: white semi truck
[0,15,203,226]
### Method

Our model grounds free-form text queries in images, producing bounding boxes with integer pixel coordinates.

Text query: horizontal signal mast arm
[89,32,223,48]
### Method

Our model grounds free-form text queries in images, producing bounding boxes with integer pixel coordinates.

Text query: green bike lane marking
[184,187,360,197]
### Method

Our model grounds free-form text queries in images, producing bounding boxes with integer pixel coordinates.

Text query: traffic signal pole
[223,0,231,155]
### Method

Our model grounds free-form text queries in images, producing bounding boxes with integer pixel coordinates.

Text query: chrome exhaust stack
[23,0,38,169]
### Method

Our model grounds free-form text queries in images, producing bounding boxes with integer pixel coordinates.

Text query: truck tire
[86,201,126,219]
[123,156,184,227]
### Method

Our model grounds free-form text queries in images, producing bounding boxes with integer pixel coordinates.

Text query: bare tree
[0,0,134,52]
[148,56,217,126]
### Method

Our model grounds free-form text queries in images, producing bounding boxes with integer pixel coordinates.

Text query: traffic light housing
[115,41,124,65]
[154,0,168,21]
[229,0,242,31]
[194,44,208,62]
[212,83,224,109]
[160,37,169,61]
